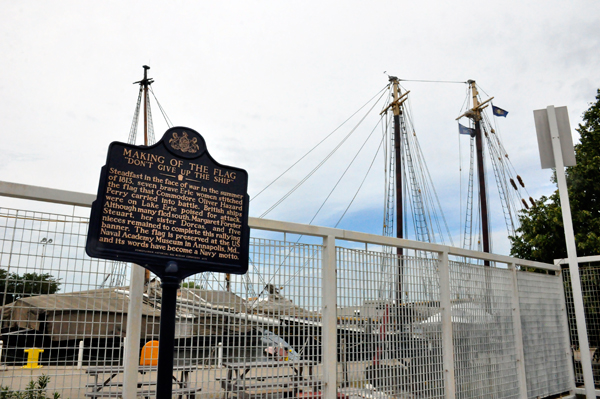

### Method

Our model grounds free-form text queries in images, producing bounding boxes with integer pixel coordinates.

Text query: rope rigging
[308,116,385,225]
[334,134,386,228]
[253,79,458,299]
[257,78,457,249]
[258,88,388,219]
[118,70,531,298]
[381,82,455,248]
[251,85,388,202]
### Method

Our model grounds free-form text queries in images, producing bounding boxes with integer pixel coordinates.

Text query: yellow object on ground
[140,340,159,366]
[23,348,44,369]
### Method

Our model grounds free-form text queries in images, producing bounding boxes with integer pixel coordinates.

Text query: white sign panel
[533,106,576,169]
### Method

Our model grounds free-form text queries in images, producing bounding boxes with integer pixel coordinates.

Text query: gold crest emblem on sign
[169,132,200,154]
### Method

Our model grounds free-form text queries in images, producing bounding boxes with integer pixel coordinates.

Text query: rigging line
[268,93,401,289]
[412,135,455,246]
[308,115,384,225]
[251,85,389,201]
[335,128,386,228]
[145,90,156,145]
[459,126,463,246]
[127,88,143,145]
[485,112,532,200]
[259,89,388,218]
[399,79,468,84]
[276,123,382,287]
[246,256,269,297]
[279,245,322,297]
[475,83,492,100]
[382,115,391,234]
[149,86,173,128]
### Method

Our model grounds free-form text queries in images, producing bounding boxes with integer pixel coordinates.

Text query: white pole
[557,268,577,395]
[123,264,146,399]
[217,342,223,368]
[122,336,127,366]
[0,340,5,370]
[438,251,456,399]
[322,235,337,399]
[508,263,528,399]
[547,105,596,398]
[77,341,84,370]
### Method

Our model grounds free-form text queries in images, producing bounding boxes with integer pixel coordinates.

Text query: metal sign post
[534,106,596,398]
[156,262,181,399]
[87,126,249,398]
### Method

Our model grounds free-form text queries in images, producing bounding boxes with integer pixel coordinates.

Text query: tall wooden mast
[388,76,406,302]
[134,65,154,147]
[135,65,154,284]
[142,66,150,147]
[391,78,403,252]
[472,81,490,263]
[458,80,494,264]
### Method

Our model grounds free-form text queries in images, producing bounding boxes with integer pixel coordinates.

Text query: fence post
[123,264,145,399]
[556,267,577,394]
[508,262,528,399]
[0,340,5,370]
[438,250,455,399]
[218,342,223,368]
[77,340,84,370]
[322,235,337,399]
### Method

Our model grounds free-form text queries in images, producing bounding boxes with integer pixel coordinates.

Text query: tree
[509,89,600,263]
[0,269,61,305]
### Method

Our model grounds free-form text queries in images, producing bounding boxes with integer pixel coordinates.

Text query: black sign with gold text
[86,126,249,279]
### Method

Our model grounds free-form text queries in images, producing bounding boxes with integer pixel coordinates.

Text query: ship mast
[134,65,154,147]
[382,76,409,303]
[380,76,414,301]
[134,65,154,284]
[472,81,490,264]
[458,80,494,265]
[390,78,403,254]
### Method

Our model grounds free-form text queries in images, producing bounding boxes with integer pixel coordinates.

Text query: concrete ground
[0,361,437,399]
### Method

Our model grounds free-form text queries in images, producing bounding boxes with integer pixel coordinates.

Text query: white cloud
[1,0,598,256]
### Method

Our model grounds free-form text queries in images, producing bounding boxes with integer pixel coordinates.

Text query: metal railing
[0,181,575,399]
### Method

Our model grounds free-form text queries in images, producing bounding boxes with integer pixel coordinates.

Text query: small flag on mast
[492,105,508,117]
[459,123,476,137]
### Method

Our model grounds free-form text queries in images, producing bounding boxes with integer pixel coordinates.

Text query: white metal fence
[562,258,600,393]
[0,182,574,399]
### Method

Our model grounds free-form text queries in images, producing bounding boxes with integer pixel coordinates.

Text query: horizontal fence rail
[0,181,575,399]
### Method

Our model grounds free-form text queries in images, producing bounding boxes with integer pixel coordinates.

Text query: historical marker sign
[86,126,249,279]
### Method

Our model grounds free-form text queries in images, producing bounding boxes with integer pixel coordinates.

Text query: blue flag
[459,123,475,137]
[492,105,508,117]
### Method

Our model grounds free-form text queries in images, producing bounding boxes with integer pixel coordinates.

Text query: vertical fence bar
[217,342,223,368]
[557,267,577,394]
[123,264,145,399]
[509,262,528,399]
[322,235,337,399]
[77,341,84,370]
[438,250,455,399]
[0,340,4,370]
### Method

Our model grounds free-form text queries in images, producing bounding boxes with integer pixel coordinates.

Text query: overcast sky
[2,1,599,255]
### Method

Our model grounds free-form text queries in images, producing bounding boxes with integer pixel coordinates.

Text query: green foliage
[510,89,600,263]
[0,269,61,305]
[0,375,60,399]
[181,281,203,289]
